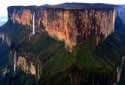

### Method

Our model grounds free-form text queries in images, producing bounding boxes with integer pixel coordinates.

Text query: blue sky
[0,0,125,22]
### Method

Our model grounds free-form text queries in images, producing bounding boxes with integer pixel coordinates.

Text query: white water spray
[14,51,16,72]
[116,57,125,84]
[32,12,35,35]
[12,14,15,24]
[2,33,5,43]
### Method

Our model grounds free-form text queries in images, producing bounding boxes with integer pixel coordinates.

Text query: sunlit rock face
[8,6,33,28]
[7,4,117,51]
[0,32,11,46]
[17,56,36,75]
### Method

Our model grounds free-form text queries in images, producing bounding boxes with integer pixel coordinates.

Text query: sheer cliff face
[8,6,33,27]
[119,6,125,23]
[8,6,117,51]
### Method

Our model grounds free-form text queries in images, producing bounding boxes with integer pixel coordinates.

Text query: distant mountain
[0,21,5,26]
[0,16,7,26]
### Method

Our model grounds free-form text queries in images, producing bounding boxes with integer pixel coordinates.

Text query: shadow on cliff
[0,12,125,85]
[115,16,125,36]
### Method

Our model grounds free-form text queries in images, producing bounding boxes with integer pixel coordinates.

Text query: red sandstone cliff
[7,4,117,51]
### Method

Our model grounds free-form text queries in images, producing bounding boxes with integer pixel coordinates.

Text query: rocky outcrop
[8,6,33,27]
[0,32,11,46]
[9,50,42,77]
[7,4,117,51]
[16,56,36,75]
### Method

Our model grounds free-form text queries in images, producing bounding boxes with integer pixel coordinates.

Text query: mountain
[7,3,117,51]
[0,39,9,69]
[0,16,7,26]
[0,3,125,85]
[0,21,5,27]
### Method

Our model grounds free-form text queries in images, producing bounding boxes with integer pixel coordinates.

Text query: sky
[0,0,125,22]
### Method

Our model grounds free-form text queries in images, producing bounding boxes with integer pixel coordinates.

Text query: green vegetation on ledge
[0,18,125,85]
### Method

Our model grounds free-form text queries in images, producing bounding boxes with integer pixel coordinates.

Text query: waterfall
[12,14,15,24]
[14,51,16,72]
[29,12,35,40]
[32,12,35,35]
[2,33,5,43]
[116,57,125,84]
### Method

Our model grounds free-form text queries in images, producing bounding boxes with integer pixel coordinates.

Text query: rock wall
[10,51,38,76]
[16,56,36,75]
[8,6,33,27]
[0,32,11,46]
[119,6,125,23]
[7,4,117,51]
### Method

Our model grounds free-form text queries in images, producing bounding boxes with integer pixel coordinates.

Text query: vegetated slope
[0,16,125,85]
[0,21,37,85]
[0,39,9,70]
[38,31,125,85]
[39,16,124,84]
[39,17,125,85]
[0,21,69,85]
[0,70,36,85]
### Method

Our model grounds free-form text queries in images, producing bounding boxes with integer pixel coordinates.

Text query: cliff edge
[7,3,118,51]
